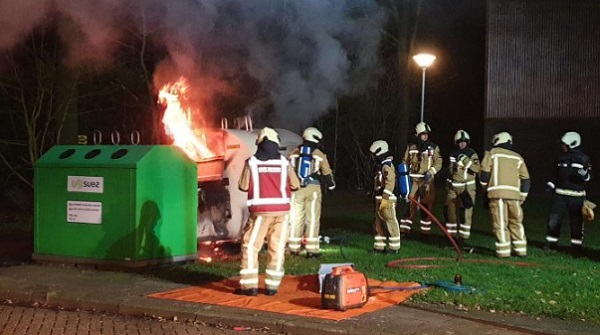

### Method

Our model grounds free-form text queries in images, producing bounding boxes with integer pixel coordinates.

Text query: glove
[379,198,391,211]
[423,172,432,183]
[457,154,468,164]
[578,168,588,177]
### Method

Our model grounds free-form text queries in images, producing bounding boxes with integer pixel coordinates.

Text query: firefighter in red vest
[236,127,300,296]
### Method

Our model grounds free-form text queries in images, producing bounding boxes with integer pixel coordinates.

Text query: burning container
[33,145,198,267]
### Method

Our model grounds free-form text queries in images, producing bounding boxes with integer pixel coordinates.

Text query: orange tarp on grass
[149,275,424,321]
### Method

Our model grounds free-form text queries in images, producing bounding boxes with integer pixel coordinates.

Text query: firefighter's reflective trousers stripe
[445,185,476,239]
[240,214,288,291]
[400,179,436,234]
[288,185,322,254]
[488,199,527,258]
[373,198,401,251]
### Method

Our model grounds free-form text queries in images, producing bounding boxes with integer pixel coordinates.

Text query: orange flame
[159,77,213,160]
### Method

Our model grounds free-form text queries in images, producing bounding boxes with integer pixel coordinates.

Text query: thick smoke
[0,0,384,132]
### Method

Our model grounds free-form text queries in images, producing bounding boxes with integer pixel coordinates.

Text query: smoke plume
[0,0,384,132]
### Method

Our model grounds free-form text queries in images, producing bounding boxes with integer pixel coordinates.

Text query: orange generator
[321,265,369,311]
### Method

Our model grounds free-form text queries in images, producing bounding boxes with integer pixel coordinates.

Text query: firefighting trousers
[546,194,584,247]
[239,213,289,291]
[373,198,401,251]
[400,179,436,234]
[288,185,322,254]
[488,199,526,258]
[445,185,476,239]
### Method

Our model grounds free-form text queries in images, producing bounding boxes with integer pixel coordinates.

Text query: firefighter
[236,127,300,296]
[480,132,530,258]
[369,140,401,254]
[288,127,336,258]
[544,131,592,254]
[445,130,480,247]
[400,122,443,238]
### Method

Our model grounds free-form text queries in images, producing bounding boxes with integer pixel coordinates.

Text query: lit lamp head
[412,53,436,69]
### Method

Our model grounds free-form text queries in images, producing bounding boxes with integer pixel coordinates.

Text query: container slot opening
[59,149,76,159]
[85,149,102,159]
[111,149,129,159]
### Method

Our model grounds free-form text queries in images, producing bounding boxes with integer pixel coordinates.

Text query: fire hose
[406,195,463,262]
[333,195,462,265]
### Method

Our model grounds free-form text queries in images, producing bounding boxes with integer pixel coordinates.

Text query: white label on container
[67,176,104,193]
[67,201,102,224]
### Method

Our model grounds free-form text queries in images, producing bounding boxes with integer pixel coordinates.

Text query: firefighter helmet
[369,140,389,156]
[561,131,581,149]
[454,130,470,143]
[256,127,280,145]
[492,132,512,146]
[302,127,323,143]
[415,122,432,136]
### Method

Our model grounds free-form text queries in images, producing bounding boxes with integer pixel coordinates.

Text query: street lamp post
[412,53,436,123]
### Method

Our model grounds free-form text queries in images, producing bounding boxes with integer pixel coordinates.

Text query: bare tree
[0,25,78,189]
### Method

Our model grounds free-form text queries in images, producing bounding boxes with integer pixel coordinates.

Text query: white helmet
[256,127,280,145]
[302,127,323,143]
[492,132,512,146]
[369,140,389,156]
[454,130,470,143]
[561,131,581,149]
[415,122,431,136]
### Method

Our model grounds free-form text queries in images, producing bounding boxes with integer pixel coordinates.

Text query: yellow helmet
[492,132,512,146]
[256,127,280,145]
[454,130,470,143]
[369,140,389,156]
[415,122,431,136]
[302,127,323,143]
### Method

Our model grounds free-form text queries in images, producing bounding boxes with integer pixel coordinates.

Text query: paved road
[0,303,280,335]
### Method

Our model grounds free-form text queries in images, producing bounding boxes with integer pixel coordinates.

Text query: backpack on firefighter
[396,162,412,200]
[296,144,315,187]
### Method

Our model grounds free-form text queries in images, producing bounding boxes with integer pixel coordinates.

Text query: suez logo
[67,176,104,194]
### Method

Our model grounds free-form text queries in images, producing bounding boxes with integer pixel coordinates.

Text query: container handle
[130,130,140,145]
[111,130,121,145]
[92,130,103,144]
[331,265,354,275]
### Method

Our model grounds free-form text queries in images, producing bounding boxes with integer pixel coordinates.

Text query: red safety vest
[247,156,292,213]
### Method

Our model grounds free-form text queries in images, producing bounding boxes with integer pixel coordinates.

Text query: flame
[159,77,213,160]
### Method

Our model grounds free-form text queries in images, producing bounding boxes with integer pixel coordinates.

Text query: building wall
[486,0,599,197]
[487,0,600,119]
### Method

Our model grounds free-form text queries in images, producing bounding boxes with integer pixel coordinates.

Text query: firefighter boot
[234,288,258,296]
[306,252,321,259]
[570,245,584,258]
[542,242,558,251]
[265,289,278,296]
